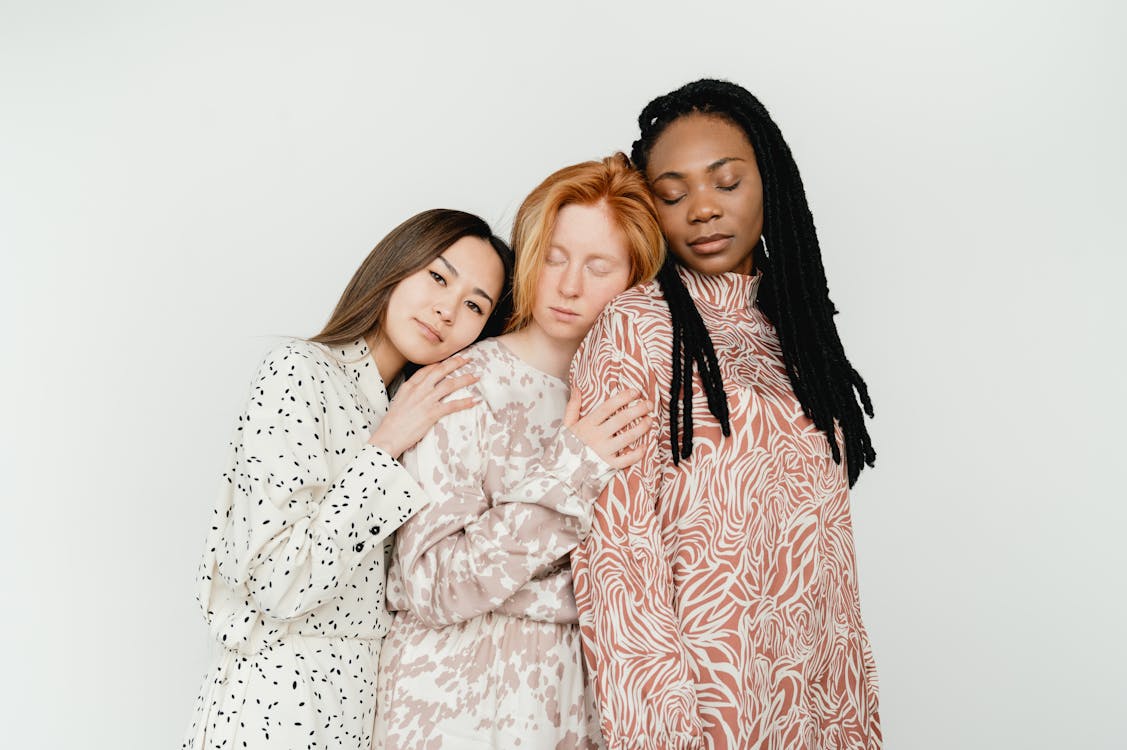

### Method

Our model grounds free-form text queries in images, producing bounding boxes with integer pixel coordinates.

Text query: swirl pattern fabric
[570,269,881,750]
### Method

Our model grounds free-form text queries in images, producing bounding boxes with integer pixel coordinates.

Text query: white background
[3,1,1125,747]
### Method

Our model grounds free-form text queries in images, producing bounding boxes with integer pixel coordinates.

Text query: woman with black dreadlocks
[570,80,881,749]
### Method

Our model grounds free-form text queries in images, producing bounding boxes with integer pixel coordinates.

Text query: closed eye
[659,195,684,206]
[717,180,741,192]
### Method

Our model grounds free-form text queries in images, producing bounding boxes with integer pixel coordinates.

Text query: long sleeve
[208,343,428,622]
[570,309,705,750]
[392,382,613,629]
[492,567,578,623]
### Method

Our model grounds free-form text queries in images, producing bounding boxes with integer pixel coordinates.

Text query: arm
[494,566,578,623]
[393,383,614,629]
[211,343,428,622]
[571,308,704,750]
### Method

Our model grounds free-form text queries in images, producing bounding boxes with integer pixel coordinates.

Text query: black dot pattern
[182,339,430,749]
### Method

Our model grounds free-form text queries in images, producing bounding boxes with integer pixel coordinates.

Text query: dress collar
[676,265,763,313]
[330,338,389,409]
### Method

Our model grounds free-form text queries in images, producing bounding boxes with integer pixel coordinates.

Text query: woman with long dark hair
[571,80,881,748]
[182,209,514,750]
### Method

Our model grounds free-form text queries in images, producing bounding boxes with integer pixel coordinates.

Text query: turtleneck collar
[675,264,763,313]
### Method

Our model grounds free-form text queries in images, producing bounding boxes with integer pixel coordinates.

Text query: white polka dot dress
[182,339,429,750]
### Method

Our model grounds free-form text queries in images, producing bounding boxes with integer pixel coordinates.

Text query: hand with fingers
[564,388,653,470]
[367,355,480,458]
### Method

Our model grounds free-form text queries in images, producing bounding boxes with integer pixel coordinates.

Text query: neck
[365,332,406,384]
[499,323,579,380]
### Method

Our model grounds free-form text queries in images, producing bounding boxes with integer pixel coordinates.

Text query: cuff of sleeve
[313,443,429,560]
[525,429,615,530]
[608,735,702,750]
[602,679,704,750]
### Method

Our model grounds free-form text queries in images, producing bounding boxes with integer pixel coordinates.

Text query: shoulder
[442,338,496,390]
[455,336,554,380]
[417,339,500,408]
[405,345,495,459]
[572,283,674,387]
[451,337,554,406]
[250,339,345,393]
[581,281,672,356]
[600,280,670,323]
[450,338,496,373]
[232,340,350,431]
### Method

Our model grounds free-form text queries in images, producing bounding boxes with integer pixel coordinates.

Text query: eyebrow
[549,244,621,264]
[652,157,746,183]
[438,255,495,307]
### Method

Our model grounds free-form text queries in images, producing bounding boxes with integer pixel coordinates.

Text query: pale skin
[501,201,652,469]
[367,354,482,459]
[361,235,505,459]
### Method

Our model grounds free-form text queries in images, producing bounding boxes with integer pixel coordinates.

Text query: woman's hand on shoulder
[564,388,652,470]
[367,356,480,458]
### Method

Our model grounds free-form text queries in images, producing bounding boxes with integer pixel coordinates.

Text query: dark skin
[645,114,765,277]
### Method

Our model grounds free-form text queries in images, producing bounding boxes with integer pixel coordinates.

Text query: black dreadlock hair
[632,79,876,487]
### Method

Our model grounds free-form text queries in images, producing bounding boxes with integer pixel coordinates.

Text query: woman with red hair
[373,153,665,748]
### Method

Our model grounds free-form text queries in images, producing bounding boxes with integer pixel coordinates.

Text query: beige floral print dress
[373,338,613,749]
[182,339,430,750]
[570,269,881,750]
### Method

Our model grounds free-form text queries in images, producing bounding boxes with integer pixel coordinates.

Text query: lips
[688,233,733,255]
[549,306,580,322]
[413,318,443,343]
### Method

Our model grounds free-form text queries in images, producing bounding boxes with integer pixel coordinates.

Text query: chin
[683,258,732,275]
[393,337,444,367]
[684,254,748,276]
[544,323,585,345]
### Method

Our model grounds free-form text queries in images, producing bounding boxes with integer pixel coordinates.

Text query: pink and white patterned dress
[570,268,881,750]
[373,338,612,749]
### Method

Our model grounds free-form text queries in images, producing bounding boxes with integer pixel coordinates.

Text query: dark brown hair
[311,208,514,348]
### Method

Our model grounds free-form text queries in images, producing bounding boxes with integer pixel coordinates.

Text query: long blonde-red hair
[506,153,664,332]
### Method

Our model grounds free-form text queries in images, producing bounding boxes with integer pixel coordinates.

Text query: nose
[433,292,455,324]
[687,189,722,224]
[558,263,582,298]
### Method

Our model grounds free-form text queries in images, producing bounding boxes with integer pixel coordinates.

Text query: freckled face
[531,201,633,346]
[383,235,504,364]
[646,113,764,276]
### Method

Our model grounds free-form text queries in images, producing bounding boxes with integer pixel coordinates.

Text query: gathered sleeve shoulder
[209,342,428,623]
[570,301,705,750]
[391,362,614,629]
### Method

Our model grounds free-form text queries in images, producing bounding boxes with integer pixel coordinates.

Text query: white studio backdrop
[2,1,1125,747]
